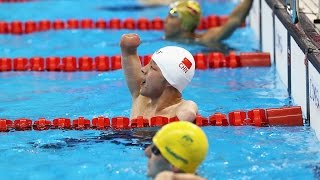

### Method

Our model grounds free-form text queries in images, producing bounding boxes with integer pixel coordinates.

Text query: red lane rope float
[0,15,245,35]
[0,52,271,72]
[0,106,304,132]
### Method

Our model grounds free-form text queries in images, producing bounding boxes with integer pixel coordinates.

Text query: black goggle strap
[151,144,161,156]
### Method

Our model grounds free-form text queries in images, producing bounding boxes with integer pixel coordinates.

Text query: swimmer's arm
[176,101,198,123]
[199,0,253,44]
[120,34,143,98]
[155,171,206,180]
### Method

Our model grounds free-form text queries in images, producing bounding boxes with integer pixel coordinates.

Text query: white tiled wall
[261,1,274,63]
[309,61,320,138]
[291,38,307,117]
[274,17,289,88]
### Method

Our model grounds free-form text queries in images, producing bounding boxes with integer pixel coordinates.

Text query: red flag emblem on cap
[182,57,192,69]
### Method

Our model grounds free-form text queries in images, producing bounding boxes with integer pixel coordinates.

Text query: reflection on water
[28,128,159,150]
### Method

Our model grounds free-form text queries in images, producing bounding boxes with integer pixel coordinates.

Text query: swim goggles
[169,8,180,18]
[151,144,161,156]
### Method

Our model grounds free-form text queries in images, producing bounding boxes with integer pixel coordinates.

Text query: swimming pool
[0,0,320,179]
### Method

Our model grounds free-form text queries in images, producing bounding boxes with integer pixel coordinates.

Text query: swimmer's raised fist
[120,34,141,56]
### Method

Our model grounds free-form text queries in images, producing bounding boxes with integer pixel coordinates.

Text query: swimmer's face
[140,60,168,98]
[164,9,183,38]
[145,144,172,178]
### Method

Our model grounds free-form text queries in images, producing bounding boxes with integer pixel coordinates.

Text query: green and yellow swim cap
[169,0,202,32]
[152,121,209,173]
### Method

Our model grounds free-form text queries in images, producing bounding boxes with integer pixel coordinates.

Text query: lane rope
[0,15,246,35]
[0,52,271,72]
[0,106,304,132]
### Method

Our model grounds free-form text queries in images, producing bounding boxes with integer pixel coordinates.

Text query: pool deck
[271,1,320,50]
[282,0,320,61]
[300,0,320,44]
[300,0,319,33]
[273,0,320,68]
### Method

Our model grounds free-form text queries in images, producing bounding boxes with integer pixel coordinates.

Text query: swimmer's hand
[120,33,141,56]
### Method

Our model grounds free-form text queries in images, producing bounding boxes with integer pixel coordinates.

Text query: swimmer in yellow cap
[144,121,209,179]
[164,0,253,47]
[120,33,198,122]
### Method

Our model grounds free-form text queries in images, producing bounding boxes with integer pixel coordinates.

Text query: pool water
[0,126,319,179]
[0,67,289,119]
[0,0,320,179]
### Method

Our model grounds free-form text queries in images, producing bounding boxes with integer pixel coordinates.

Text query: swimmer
[120,33,198,122]
[163,0,253,47]
[144,121,209,179]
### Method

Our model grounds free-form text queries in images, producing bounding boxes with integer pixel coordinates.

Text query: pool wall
[250,0,320,138]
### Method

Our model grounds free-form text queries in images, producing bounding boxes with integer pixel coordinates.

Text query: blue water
[0,0,237,21]
[0,0,319,179]
[0,67,289,120]
[0,126,319,179]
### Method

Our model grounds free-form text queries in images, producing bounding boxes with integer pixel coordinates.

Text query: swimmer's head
[153,121,209,173]
[151,46,195,93]
[169,0,201,32]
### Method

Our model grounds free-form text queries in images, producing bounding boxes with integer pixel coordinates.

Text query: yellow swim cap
[169,0,202,32]
[152,121,208,173]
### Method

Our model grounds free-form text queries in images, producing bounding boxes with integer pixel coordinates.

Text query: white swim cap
[152,46,195,92]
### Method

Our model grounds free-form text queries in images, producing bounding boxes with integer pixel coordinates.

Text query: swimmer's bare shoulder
[176,100,198,123]
[138,0,175,6]
[155,171,206,180]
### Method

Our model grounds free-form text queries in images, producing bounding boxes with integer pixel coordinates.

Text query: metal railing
[286,0,300,23]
